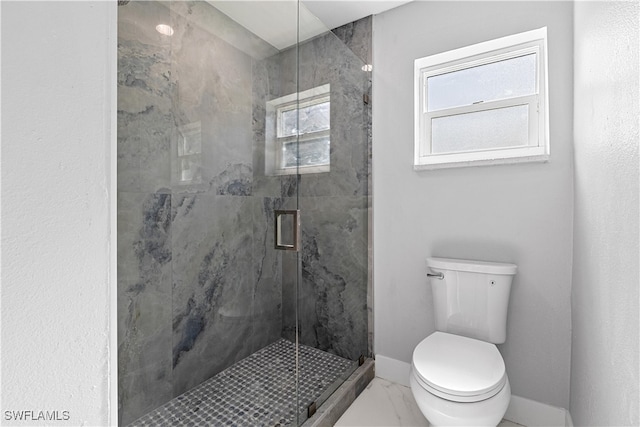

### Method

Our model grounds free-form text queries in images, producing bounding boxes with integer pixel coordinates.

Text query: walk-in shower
[117,1,372,425]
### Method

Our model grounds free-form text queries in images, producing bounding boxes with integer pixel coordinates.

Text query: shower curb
[302,358,375,427]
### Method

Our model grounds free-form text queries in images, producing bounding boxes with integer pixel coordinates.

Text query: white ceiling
[206,0,413,50]
[302,0,413,31]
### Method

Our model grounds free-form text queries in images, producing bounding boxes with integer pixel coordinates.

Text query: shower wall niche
[117,1,371,425]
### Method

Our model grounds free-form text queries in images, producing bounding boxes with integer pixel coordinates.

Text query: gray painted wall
[571,2,640,425]
[373,1,574,409]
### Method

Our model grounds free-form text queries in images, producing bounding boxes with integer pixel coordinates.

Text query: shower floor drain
[129,339,355,426]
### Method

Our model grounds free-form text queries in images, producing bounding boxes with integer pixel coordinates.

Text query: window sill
[414,153,549,171]
[272,164,330,176]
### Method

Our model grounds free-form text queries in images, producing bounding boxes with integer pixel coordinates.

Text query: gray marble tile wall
[118,2,286,424]
[118,3,174,424]
[257,17,373,362]
[118,1,372,425]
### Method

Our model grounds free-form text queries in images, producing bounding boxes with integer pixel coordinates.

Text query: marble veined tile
[117,191,173,426]
[170,9,252,117]
[117,32,174,193]
[336,378,527,427]
[296,32,370,198]
[168,1,278,61]
[253,30,370,199]
[170,193,256,395]
[335,378,428,427]
[331,16,372,66]
[297,196,369,361]
[250,197,286,352]
[169,10,254,195]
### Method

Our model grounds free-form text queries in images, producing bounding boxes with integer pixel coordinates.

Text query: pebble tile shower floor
[129,339,356,426]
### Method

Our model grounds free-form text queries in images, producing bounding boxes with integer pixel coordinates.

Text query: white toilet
[410,257,517,427]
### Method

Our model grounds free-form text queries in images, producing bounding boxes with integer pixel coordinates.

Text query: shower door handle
[274,210,301,252]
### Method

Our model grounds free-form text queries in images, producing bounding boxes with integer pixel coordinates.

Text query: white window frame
[266,84,331,176]
[414,27,549,170]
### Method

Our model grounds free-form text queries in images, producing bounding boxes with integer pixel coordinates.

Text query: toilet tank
[427,257,517,344]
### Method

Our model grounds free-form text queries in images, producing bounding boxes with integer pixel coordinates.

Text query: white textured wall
[571,1,640,425]
[1,2,116,425]
[373,1,574,409]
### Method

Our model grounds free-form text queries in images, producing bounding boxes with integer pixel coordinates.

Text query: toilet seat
[412,332,507,403]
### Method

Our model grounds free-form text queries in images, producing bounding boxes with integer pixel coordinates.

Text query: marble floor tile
[335,378,428,427]
[335,378,525,427]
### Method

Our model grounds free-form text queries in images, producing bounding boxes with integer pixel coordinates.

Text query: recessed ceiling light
[155,24,174,36]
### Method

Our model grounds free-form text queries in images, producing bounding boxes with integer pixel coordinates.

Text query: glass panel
[431,105,529,154]
[118,0,302,426]
[281,100,330,137]
[282,137,330,168]
[295,10,370,425]
[427,53,536,111]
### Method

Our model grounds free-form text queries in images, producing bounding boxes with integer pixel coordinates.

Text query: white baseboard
[565,410,574,427]
[374,355,572,426]
[504,395,567,427]
[374,354,411,387]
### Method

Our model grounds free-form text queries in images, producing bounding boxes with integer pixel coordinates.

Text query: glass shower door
[287,4,372,424]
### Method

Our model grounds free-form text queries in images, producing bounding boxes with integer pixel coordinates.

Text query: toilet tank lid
[427,257,517,275]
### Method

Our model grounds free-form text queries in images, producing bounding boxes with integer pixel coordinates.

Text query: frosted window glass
[281,109,298,137]
[282,137,330,168]
[427,54,536,112]
[281,101,330,137]
[431,105,529,154]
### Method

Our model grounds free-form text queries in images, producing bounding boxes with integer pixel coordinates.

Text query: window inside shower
[266,84,331,175]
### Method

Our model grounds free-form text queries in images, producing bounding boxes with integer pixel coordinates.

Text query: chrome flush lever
[427,272,444,280]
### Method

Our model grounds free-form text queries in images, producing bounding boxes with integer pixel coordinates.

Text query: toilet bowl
[410,257,517,427]
[410,331,510,426]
